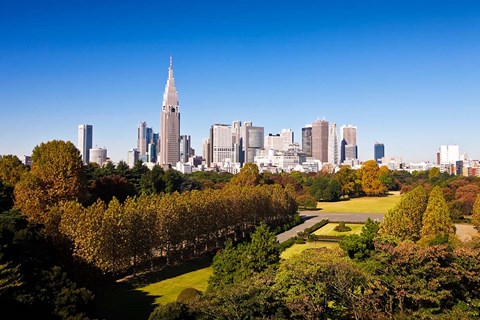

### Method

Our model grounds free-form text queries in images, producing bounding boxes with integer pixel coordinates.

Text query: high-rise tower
[340,124,357,162]
[160,57,180,165]
[78,124,93,165]
[312,120,329,163]
[374,142,385,163]
[328,123,339,165]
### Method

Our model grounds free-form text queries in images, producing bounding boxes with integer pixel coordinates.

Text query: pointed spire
[163,56,178,108]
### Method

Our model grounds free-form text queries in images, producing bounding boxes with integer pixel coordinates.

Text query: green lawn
[281,241,339,260]
[94,257,213,320]
[313,223,363,237]
[317,191,401,213]
[137,267,212,305]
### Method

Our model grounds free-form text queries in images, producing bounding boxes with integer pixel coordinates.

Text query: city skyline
[1,1,480,163]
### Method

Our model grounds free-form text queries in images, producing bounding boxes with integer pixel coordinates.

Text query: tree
[14,140,85,224]
[420,186,455,243]
[90,174,135,203]
[295,194,317,209]
[140,165,166,194]
[380,185,428,241]
[428,167,441,180]
[274,248,370,320]
[472,193,480,229]
[335,165,361,198]
[209,224,279,290]
[310,176,341,202]
[359,160,387,196]
[340,218,380,260]
[0,155,27,187]
[0,181,14,212]
[230,163,260,187]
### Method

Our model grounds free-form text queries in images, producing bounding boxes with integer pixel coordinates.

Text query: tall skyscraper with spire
[160,57,180,165]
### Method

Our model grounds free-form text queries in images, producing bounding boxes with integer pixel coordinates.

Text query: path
[277,211,478,243]
[277,211,383,243]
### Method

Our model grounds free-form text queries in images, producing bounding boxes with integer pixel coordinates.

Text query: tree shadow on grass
[93,255,214,320]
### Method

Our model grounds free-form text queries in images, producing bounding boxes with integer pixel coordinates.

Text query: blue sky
[1,0,479,163]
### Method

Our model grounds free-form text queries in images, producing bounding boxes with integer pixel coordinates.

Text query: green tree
[274,248,369,320]
[420,186,455,243]
[209,224,279,290]
[310,176,341,202]
[14,140,85,224]
[0,155,27,187]
[340,218,380,260]
[380,185,428,241]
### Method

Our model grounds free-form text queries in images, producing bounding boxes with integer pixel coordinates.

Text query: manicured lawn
[281,241,339,260]
[317,191,401,213]
[137,267,212,305]
[313,223,363,237]
[94,257,213,320]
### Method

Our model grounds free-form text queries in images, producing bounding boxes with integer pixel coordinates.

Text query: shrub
[177,288,201,304]
[334,222,352,232]
[149,302,193,320]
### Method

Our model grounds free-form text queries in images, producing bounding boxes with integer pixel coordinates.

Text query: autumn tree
[229,163,260,186]
[379,185,428,241]
[420,186,455,243]
[14,140,85,224]
[359,160,387,196]
[472,193,480,229]
[0,155,27,187]
[335,165,362,198]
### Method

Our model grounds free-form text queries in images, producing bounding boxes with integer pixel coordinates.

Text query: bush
[149,302,194,320]
[334,222,352,232]
[177,288,201,304]
[294,238,306,244]
[303,219,329,235]
[278,237,296,252]
[307,234,318,242]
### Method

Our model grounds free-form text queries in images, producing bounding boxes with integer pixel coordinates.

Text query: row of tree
[380,185,456,243]
[56,184,297,274]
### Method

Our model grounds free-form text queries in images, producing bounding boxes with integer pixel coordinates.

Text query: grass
[313,223,363,237]
[137,267,212,305]
[317,191,401,213]
[281,241,339,260]
[94,257,213,320]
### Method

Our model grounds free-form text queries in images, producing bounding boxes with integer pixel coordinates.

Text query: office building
[243,123,264,163]
[340,124,357,162]
[180,135,193,163]
[90,148,107,166]
[78,124,93,165]
[328,123,338,165]
[160,57,180,165]
[127,149,139,168]
[210,124,236,164]
[311,120,329,163]
[439,145,460,164]
[302,125,312,157]
[374,143,385,163]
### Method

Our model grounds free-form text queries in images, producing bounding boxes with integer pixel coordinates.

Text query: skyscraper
[328,123,338,165]
[78,124,93,165]
[340,124,357,162]
[311,120,329,163]
[160,57,180,165]
[302,125,312,157]
[374,143,385,163]
[210,124,235,164]
[137,121,148,155]
[180,135,193,163]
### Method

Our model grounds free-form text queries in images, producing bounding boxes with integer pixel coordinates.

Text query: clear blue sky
[1,0,479,163]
